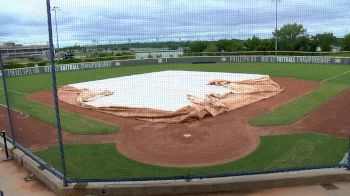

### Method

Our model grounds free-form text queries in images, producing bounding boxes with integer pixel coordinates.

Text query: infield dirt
[1,77,349,167]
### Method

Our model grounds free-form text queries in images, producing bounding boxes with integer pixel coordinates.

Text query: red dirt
[1,77,349,167]
[25,77,337,167]
[0,108,63,151]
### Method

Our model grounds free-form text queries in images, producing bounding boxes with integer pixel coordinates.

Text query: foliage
[274,23,309,51]
[26,62,35,67]
[216,39,236,52]
[203,44,218,54]
[37,61,48,66]
[183,23,347,54]
[313,33,338,51]
[189,41,209,53]
[342,33,350,51]
[256,39,274,51]
[245,36,261,51]
[27,55,43,62]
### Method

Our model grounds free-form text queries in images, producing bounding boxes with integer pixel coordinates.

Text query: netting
[0,0,349,184]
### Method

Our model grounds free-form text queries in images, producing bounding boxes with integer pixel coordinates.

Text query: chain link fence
[0,0,350,185]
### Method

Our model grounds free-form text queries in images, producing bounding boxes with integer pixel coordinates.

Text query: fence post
[45,0,68,186]
[1,130,12,161]
[0,50,16,145]
[347,137,350,169]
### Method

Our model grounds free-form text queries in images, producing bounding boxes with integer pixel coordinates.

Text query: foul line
[0,88,27,95]
[322,70,350,82]
[0,104,29,119]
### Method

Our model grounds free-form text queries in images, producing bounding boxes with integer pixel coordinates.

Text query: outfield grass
[34,133,348,179]
[3,62,350,179]
[1,62,350,134]
[250,83,349,126]
[4,92,116,135]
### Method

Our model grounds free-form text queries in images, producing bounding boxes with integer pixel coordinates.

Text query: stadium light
[52,6,60,57]
[272,0,282,55]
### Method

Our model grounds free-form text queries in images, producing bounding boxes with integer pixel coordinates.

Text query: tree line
[187,23,350,54]
[62,23,350,54]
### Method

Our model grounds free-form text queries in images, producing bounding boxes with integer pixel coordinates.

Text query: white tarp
[68,71,264,111]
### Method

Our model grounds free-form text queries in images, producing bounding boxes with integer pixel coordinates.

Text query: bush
[97,53,107,57]
[56,58,83,65]
[102,57,115,61]
[26,62,35,67]
[38,61,48,66]
[84,58,94,62]
[3,62,25,69]
[27,55,43,62]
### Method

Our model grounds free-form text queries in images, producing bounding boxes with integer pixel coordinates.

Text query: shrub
[38,61,48,66]
[56,58,83,64]
[27,55,43,62]
[84,58,94,62]
[3,62,24,69]
[26,62,35,67]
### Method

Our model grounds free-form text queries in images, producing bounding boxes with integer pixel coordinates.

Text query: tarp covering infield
[57,71,284,123]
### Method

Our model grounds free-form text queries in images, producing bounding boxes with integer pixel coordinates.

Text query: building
[0,42,49,59]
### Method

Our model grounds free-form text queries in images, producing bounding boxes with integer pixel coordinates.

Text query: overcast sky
[0,0,349,46]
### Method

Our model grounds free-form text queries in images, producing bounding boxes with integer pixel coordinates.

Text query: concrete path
[193,181,350,196]
[0,148,55,196]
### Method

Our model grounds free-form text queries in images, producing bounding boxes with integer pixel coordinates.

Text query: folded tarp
[58,75,283,123]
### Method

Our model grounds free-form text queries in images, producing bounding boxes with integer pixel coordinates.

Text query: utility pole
[52,6,60,57]
[272,0,281,55]
[128,39,131,50]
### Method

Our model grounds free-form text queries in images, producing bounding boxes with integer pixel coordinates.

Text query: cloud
[0,0,349,46]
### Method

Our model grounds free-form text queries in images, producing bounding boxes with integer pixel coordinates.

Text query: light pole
[272,0,281,55]
[52,6,60,57]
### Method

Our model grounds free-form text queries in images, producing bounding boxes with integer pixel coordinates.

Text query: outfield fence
[1,56,350,78]
[0,0,350,187]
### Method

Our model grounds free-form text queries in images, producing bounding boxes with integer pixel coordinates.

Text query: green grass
[34,133,348,179]
[250,83,349,126]
[1,62,350,133]
[251,69,350,126]
[2,62,348,179]
[4,93,116,135]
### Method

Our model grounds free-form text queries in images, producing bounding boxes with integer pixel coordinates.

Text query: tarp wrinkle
[58,75,283,123]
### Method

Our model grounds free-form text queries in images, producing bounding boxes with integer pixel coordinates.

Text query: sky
[0,0,349,46]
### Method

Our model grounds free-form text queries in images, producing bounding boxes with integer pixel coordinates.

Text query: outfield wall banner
[1,56,350,78]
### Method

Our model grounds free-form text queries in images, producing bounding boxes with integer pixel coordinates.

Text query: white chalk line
[0,104,29,119]
[0,88,29,119]
[322,70,350,82]
[0,87,27,95]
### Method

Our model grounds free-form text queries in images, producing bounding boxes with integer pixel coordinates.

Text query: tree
[188,41,209,53]
[245,36,261,51]
[274,23,309,51]
[296,36,317,52]
[313,33,337,51]
[231,42,244,51]
[256,39,274,51]
[203,44,218,54]
[342,34,350,51]
[216,39,234,52]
